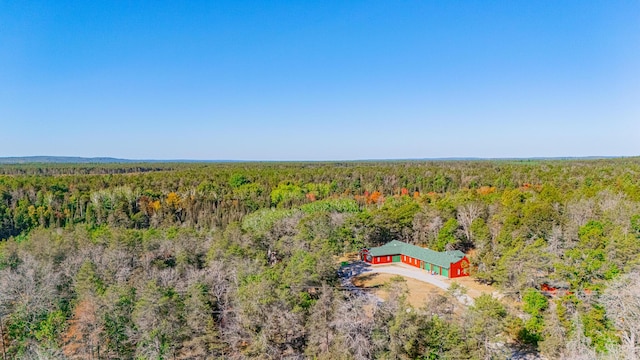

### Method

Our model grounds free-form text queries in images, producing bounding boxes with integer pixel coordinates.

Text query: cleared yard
[443,276,502,299]
[352,272,445,308]
[348,262,501,308]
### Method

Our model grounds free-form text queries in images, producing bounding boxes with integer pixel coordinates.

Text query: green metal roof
[368,240,406,257]
[367,240,465,269]
[445,250,466,258]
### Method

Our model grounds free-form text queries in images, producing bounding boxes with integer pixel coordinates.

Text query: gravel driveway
[367,263,451,290]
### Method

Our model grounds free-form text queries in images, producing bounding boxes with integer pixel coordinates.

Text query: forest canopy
[1,159,640,359]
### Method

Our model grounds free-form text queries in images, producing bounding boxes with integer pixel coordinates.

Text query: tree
[180,283,222,359]
[332,296,375,360]
[435,218,460,251]
[62,299,102,359]
[465,294,508,359]
[74,260,104,298]
[228,174,250,188]
[601,272,640,359]
[520,288,548,345]
[305,284,337,358]
[457,203,483,244]
[539,301,567,358]
[101,286,136,359]
[416,316,468,359]
[132,281,184,359]
[0,254,60,357]
[0,316,6,360]
[561,315,597,360]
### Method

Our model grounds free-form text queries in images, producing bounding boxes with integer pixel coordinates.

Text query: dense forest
[1,159,640,359]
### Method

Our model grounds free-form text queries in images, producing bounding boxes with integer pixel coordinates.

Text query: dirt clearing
[443,276,501,299]
[352,272,445,308]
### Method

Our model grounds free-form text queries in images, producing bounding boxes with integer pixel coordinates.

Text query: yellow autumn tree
[166,192,182,209]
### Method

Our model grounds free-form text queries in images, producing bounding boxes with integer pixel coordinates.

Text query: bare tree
[546,225,564,257]
[306,283,337,358]
[561,314,597,360]
[565,199,595,242]
[132,280,183,360]
[412,208,443,246]
[0,254,59,320]
[0,316,6,360]
[332,296,375,360]
[601,272,640,359]
[597,190,624,214]
[179,283,221,359]
[457,203,483,243]
[18,343,66,360]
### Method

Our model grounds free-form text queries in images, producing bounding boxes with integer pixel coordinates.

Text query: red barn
[360,240,470,278]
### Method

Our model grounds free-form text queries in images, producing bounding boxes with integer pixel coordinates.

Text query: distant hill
[0,156,243,164]
[0,156,137,164]
[0,155,630,164]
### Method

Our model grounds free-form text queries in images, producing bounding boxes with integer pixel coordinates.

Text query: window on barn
[387,256,390,261]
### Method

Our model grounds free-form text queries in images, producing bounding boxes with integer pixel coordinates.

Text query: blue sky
[1,1,639,160]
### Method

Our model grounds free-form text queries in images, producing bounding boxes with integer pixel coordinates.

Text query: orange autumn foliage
[62,299,102,359]
[519,183,543,192]
[367,191,384,204]
[477,186,496,195]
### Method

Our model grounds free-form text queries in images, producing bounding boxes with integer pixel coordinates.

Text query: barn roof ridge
[367,240,465,269]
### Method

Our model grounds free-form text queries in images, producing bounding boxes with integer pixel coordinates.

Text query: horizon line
[0,155,637,164]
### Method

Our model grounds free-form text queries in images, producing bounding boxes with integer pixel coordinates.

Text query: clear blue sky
[1,1,638,160]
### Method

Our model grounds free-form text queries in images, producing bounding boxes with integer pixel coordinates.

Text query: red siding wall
[373,255,394,264]
[449,257,470,278]
[400,255,422,268]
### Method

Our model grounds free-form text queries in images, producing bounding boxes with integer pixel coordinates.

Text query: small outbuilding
[360,240,470,278]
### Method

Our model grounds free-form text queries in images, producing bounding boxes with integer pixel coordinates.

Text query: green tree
[435,218,460,251]
[466,295,507,359]
[229,173,250,188]
[520,288,548,345]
